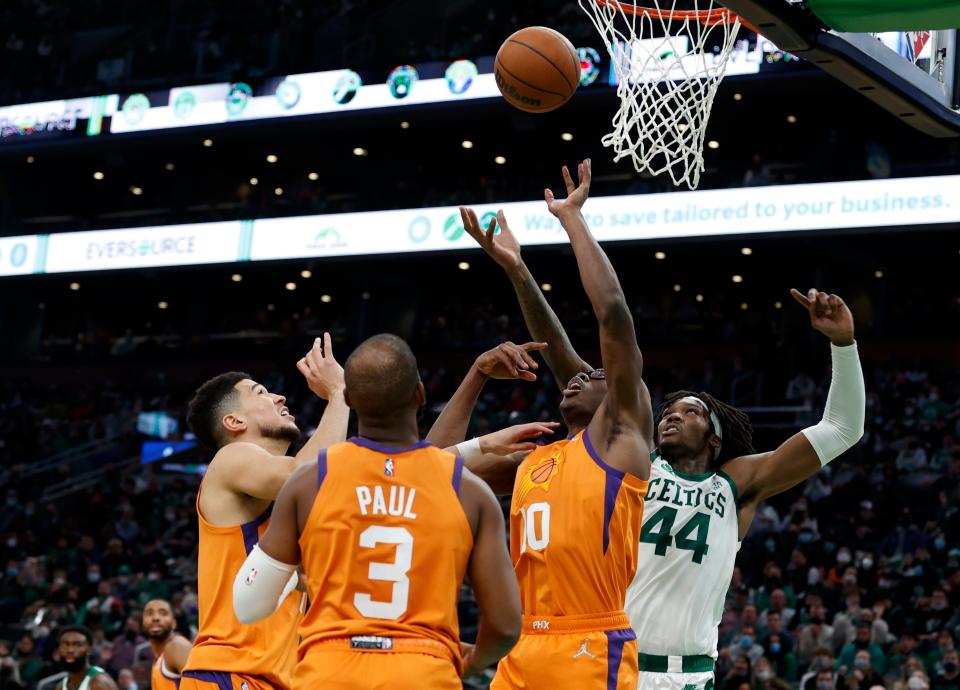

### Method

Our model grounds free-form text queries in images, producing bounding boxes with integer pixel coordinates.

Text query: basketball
[495,26,580,113]
[531,459,557,483]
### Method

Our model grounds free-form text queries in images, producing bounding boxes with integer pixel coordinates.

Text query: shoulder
[90,672,118,690]
[210,441,273,467]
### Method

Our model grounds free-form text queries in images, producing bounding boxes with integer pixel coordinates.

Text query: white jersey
[626,454,740,659]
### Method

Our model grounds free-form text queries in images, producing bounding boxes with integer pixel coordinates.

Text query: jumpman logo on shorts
[573,639,595,659]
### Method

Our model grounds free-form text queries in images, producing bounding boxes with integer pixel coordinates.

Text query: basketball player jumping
[461,157,654,690]
[465,158,866,690]
[233,334,525,689]
[143,599,192,690]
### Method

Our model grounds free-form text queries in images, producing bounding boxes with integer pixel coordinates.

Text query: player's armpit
[207,442,298,501]
[459,471,521,675]
[723,433,823,506]
[463,451,527,496]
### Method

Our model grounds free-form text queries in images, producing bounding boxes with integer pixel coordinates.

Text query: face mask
[756,671,773,682]
[164,511,176,522]
[944,662,958,675]
[816,658,832,671]
[5,539,16,548]
[770,642,781,654]
[124,629,136,641]
[5,499,16,507]
[6,567,17,577]
[148,572,161,582]
[817,682,834,690]
[808,569,821,585]
[799,532,814,543]
[87,573,100,583]
[118,575,131,586]
[838,552,851,564]
[53,577,66,586]
[935,538,946,550]
[931,601,946,611]
[741,636,753,648]
[861,558,873,569]
[907,676,926,690]
[824,542,836,553]
[765,539,776,551]
[854,659,870,672]
[844,574,857,584]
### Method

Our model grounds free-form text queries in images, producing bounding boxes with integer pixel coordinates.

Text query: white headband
[678,396,723,460]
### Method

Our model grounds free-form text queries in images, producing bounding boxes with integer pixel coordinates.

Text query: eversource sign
[1,175,957,277]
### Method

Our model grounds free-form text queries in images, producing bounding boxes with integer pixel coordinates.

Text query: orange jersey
[509,430,648,618]
[151,638,186,690]
[296,438,473,672]
[184,490,301,689]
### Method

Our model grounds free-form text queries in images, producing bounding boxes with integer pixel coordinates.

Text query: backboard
[717,0,960,136]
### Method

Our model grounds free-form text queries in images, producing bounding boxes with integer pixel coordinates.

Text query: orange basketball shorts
[294,649,461,690]
[492,613,638,690]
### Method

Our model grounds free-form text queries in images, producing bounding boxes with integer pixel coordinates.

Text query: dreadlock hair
[658,390,755,468]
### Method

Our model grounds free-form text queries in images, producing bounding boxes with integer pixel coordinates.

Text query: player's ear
[343,388,353,409]
[414,381,426,407]
[709,434,721,452]
[222,413,246,434]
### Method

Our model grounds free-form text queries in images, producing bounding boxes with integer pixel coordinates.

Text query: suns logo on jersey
[515,454,563,505]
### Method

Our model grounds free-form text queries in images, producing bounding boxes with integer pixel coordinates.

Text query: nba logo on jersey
[240,682,249,690]
[384,458,395,476]
[243,567,258,586]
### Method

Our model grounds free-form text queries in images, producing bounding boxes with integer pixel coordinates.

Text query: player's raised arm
[207,334,348,500]
[724,289,865,507]
[545,159,653,471]
[426,340,547,448]
[458,470,521,676]
[232,464,312,624]
[461,206,592,389]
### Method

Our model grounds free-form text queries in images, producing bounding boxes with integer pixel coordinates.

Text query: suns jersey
[184,491,301,688]
[625,453,741,658]
[297,438,473,669]
[510,429,648,617]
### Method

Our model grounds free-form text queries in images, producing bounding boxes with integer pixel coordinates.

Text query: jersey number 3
[354,525,413,619]
[640,506,710,564]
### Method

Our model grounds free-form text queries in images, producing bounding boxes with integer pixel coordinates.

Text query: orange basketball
[495,26,580,113]
[530,458,556,484]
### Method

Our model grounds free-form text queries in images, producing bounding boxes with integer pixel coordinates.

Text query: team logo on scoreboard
[121,93,150,125]
[387,65,418,100]
[173,91,196,119]
[226,82,253,116]
[445,59,478,95]
[333,71,362,105]
[577,47,601,87]
[275,79,302,110]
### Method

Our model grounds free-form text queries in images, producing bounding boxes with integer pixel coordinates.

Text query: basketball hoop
[580,0,742,189]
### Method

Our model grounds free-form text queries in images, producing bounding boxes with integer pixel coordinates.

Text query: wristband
[455,437,483,461]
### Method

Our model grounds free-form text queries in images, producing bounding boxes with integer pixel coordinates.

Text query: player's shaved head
[344,334,421,417]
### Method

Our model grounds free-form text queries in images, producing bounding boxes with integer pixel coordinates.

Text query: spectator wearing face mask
[927,631,957,676]
[932,650,960,690]
[838,650,885,690]
[802,650,838,690]
[833,589,864,649]
[117,668,137,690]
[798,614,836,668]
[106,616,145,676]
[725,626,765,665]
[753,656,791,690]
[761,611,797,680]
[836,623,886,676]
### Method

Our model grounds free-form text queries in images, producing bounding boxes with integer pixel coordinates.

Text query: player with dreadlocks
[462,161,865,690]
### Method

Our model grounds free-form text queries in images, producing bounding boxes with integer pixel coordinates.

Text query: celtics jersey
[625,454,740,659]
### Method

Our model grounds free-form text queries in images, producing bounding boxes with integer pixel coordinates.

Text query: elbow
[491,614,521,650]
[595,297,632,329]
[232,581,268,625]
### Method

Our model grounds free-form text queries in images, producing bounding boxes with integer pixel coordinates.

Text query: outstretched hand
[790,288,855,346]
[475,341,548,382]
[460,207,523,273]
[544,158,591,218]
[296,332,345,400]
[478,421,561,456]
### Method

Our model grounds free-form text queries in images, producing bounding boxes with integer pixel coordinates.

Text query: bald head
[344,334,421,417]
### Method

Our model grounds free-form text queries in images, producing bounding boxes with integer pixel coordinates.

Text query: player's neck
[665,453,713,476]
[242,434,291,456]
[356,418,420,449]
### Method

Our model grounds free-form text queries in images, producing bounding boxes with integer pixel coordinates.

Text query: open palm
[460,207,522,271]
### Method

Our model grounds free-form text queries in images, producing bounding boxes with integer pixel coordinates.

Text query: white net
[578,0,741,189]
